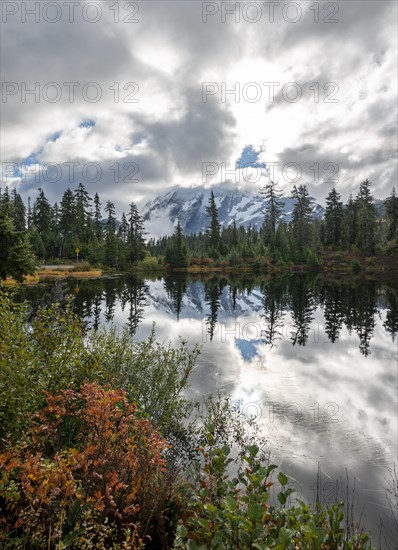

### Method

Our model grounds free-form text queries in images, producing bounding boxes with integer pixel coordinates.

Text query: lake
[15,272,398,547]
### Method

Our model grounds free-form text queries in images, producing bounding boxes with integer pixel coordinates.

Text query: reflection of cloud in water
[76,277,396,543]
[235,338,260,362]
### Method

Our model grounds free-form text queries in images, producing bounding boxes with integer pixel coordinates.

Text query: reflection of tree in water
[80,279,106,331]
[346,283,377,357]
[164,273,188,321]
[356,283,378,357]
[91,290,103,331]
[288,276,316,346]
[321,285,345,343]
[65,278,105,330]
[260,278,287,348]
[103,278,119,323]
[120,277,149,337]
[229,284,238,310]
[204,277,225,341]
[12,273,396,356]
[384,288,398,342]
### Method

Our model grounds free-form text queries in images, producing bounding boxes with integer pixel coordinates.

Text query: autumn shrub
[0,383,174,549]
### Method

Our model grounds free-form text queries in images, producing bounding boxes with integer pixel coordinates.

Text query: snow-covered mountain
[142,185,325,238]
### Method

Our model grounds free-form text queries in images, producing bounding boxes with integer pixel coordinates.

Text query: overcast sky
[1,0,397,212]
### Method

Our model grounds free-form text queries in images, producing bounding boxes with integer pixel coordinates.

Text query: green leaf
[277,492,287,505]
[247,502,263,522]
[277,472,288,486]
[266,464,278,476]
[248,444,259,457]
[205,503,217,513]
[278,527,294,545]
[176,525,188,539]
[197,517,210,530]
[224,495,237,512]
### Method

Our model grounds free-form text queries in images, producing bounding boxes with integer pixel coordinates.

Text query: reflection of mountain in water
[14,274,398,356]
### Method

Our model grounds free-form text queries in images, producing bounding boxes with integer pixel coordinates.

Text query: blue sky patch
[236,145,266,169]
[80,120,96,129]
[48,132,61,142]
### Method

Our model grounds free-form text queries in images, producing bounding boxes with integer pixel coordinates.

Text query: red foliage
[0,383,172,548]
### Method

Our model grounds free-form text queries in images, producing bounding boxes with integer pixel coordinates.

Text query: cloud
[1,0,396,212]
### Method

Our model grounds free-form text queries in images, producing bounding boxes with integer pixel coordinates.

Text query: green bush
[173,425,374,549]
[135,256,165,271]
[351,259,362,273]
[0,291,198,450]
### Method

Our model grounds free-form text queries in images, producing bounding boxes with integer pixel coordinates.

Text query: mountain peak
[142,186,325,239]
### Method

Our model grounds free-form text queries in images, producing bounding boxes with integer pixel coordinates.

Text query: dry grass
[2,270,103,286]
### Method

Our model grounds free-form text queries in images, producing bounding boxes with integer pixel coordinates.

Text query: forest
[1,179,398,281]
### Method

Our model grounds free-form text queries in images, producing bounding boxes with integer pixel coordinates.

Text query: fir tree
[59,188,76,257]
[74,183,92,244]
[384,187,398,242]
[11,188,26,232]
[0,211,36,282]
[291,185,314,260]
[324,188,343,247]
[206,190,221,257]
[260,179,283,245]
[104,201,118,267]
[355,179,376,255]
[93,193,103,241]
[31,188,53,259]
[128,202,146,265]
[342,194,357,249]
[165,220,188,268]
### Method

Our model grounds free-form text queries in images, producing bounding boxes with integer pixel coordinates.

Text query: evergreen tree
[31,188,53,259]
[104,201,118,267]
[0,211,36,282]
[128,202,146,265]
[27,197,32,230]
[273,222,290,261]
[384,187,398,242]
[11,188,26,232]
[206,190,221,257]
[93,193,103,241]
[0,187,12,217]
[59,188,76,257]
[355,179,376,255]
[232,218,238,248]
[291,185,314,260]
[119,213,129,243]
[342,194,357,249]
[165,220,188,268]
[260,179,283,245]
[324,188,343,247]
[74,183,92,245]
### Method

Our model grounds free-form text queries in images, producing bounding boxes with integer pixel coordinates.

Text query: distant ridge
[141,185,325,239]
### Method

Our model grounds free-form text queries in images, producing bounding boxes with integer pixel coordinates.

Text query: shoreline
[2,249,397,286]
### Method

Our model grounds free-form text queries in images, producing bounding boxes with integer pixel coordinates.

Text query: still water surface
[16,273,398,546]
